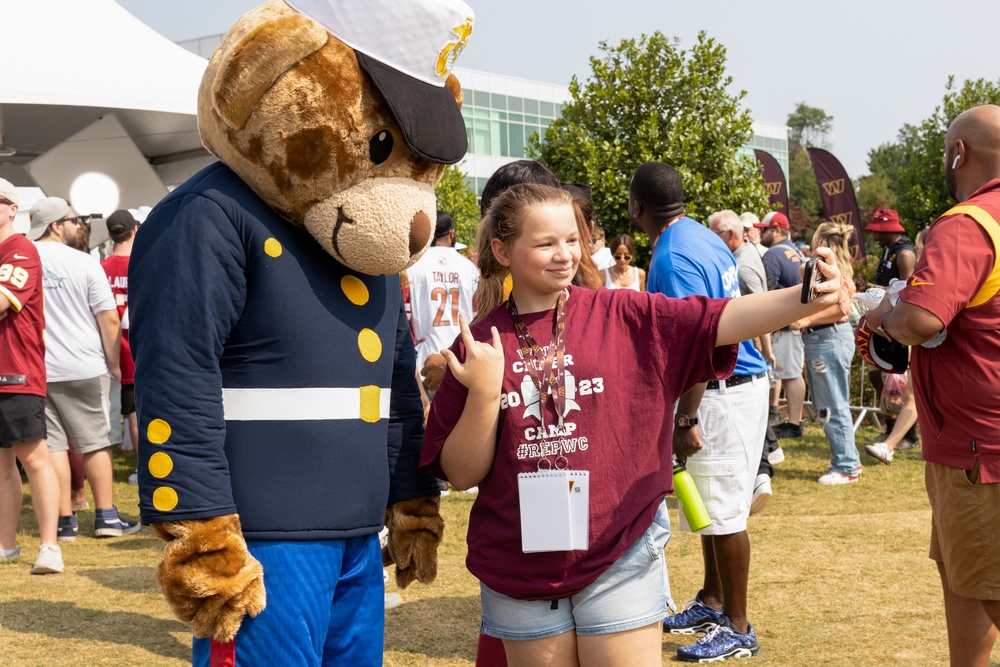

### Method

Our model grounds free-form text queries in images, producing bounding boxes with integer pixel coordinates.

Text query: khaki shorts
[771,329,804,380]
[927,461,1000,600]
[45,376,112,454]
[107,375,123,445]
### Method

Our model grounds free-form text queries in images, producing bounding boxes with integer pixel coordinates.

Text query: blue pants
[192,535,384,667]
[803,324,861,475]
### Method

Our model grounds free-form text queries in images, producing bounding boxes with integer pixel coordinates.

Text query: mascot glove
[383,496,444,589]
[151,514,266,643]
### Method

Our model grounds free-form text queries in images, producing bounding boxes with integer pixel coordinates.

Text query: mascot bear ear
[211,12,329,131]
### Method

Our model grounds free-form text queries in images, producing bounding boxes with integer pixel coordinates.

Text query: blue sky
[115,0,1000,177]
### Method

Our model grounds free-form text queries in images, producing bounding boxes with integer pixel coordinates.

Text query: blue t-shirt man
[761,238,804,292]
[648,217,768,377]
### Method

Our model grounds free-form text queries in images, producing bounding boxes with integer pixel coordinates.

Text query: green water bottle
[673,463,712,531]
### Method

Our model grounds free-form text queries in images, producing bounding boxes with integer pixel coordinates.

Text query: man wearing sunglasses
[28,197,138,540]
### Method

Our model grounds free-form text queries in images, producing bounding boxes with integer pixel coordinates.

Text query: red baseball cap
[865,209,905,233]
[754,211,789,230]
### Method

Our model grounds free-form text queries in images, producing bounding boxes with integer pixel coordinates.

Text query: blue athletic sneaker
[677,615,760,662]
[94,506,141,538]
[663,590,725,634]
[57,514,78,542]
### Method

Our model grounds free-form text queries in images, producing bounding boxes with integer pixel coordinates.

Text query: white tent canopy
[0,0,210,191]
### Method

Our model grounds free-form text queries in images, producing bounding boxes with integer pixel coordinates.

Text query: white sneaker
[865,441,894,465]
[127,472,139,486]
[750,474,772,515]
[0,546,20,564]
[31,544,64,575]
[767,447,785,465]
[460,486,479,494]
[818,471,859,486]
[384,592,403,610]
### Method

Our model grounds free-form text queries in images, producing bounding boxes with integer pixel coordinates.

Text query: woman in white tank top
[600,234,645,291]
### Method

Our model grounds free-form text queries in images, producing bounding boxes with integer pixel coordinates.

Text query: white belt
[222,387,391,421]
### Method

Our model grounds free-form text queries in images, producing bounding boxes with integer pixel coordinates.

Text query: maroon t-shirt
[0,234,45,397]
[420,286,736,600]
[901,178,1000,482]
[100,254,134,384]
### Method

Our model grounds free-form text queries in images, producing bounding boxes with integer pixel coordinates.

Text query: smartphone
[800,258,820,304]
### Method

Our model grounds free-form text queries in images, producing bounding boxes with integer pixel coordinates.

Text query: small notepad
[517,470,590,552]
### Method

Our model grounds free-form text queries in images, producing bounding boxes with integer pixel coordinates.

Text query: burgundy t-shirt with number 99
[420,285,736,601]
[0,234,46,397]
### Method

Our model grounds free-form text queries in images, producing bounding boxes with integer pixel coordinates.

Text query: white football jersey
[405,246,480,368]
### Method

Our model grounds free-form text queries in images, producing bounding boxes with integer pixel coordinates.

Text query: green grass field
[1,424,998,666]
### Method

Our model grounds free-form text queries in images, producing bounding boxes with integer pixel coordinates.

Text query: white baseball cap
[0,178,18,206]
[28,197,72,240]
[287,0,474,164]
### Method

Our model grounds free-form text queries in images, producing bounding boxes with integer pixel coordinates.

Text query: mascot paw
[384,496,444,588]
[151,514,266,643]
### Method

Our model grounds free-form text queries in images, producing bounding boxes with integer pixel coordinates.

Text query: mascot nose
[409,211,431,256]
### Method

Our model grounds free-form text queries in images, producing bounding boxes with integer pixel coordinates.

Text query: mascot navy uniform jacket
[129,162,439,538]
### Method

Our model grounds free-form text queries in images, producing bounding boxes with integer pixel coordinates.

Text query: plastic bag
[880,372,907,416]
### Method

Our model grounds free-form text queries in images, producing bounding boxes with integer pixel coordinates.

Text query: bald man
[864,104,1000,666]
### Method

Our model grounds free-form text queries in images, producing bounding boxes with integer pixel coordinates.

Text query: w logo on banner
[822,179,845,196]
[807,147,866,259]
[754,150,789,213]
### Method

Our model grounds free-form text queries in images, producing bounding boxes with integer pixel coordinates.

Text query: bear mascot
[128,1,474,664]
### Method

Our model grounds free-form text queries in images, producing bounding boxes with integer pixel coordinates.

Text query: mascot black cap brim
[356,51,467,165]
[871,336,909,374]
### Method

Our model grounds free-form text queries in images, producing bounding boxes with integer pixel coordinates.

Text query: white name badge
[517,470,590,553]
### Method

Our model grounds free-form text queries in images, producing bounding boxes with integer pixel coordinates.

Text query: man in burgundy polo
[865,104,1000,665]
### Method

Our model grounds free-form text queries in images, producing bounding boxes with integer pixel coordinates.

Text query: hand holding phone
[800,258,821,304]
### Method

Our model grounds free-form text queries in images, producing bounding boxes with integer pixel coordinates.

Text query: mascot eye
[369,130,394,165]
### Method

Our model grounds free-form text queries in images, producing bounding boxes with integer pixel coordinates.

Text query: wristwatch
[675,413,698,429]
[874,310,895,342]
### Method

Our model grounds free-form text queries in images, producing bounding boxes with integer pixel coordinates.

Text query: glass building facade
[738,121,791,181]
[450,67,570,196]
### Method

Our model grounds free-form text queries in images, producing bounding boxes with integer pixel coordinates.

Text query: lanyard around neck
[505,289,569,429]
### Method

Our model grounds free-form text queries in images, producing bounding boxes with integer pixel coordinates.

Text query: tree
[785,102,833,218]
[867,77,1000,233]
[788,148,823,219]
[853,171,893,211]
[786,103,833,154]
[529,31,768,261]
[434,164,480,247]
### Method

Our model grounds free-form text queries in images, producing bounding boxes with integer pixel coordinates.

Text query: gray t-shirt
[734,240,768,296]
[35,241,116,382]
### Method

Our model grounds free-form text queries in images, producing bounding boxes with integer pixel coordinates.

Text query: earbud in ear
[952,154,961,169]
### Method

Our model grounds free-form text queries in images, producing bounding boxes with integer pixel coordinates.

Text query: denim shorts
[479,500,673,641]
